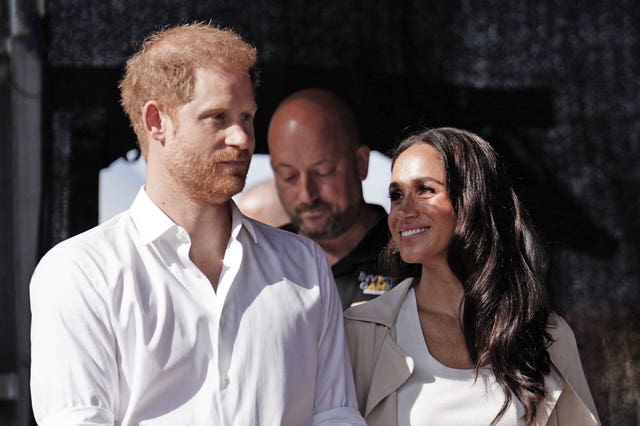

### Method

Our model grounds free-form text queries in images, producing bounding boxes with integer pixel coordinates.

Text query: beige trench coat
[344,279,601,426]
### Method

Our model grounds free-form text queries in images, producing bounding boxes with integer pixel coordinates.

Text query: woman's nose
[396,195,418,220]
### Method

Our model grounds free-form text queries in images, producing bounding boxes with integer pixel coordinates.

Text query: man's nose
[298,174,319,204]
[225,123,254,151]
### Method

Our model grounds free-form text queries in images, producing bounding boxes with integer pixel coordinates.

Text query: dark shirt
[281,205,393,310]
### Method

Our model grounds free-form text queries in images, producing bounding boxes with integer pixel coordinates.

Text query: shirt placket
[173,225,228,422]
[215,230,244,424]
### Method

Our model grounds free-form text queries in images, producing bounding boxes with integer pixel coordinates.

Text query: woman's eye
[210,113,225,121]
[241,113,254,122]
[388,191,403,202]
[418,185,435,195]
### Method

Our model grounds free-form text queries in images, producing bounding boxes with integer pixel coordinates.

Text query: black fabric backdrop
[41,1,639,424]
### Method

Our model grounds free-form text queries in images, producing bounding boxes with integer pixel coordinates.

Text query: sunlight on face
[387,143,457,266]
[164,67,256,205]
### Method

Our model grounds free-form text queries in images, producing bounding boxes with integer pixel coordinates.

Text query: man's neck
[145,180,232,290]
[314,204,381,266]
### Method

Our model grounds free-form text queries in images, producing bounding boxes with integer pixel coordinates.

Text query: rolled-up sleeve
[30,246,118,426]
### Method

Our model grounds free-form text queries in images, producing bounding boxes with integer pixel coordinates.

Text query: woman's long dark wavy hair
[384,127,552,425]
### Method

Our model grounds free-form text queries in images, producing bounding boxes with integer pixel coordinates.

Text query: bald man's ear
[142,101,169,145]
[356,145,370,181]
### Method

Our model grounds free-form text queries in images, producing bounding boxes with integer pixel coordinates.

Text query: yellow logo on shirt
[358,272,392,295]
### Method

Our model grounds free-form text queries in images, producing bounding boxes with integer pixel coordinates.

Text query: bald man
[268,88,392,310]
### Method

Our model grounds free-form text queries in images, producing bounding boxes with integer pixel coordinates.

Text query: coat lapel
[365,335,414,417]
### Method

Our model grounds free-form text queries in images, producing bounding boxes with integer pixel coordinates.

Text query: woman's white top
[394,288,525,426]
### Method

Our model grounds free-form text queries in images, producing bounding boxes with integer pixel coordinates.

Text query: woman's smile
[399,226,430,238]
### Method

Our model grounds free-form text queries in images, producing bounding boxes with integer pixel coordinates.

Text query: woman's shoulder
[547,313,579,354]
[546,313,586,383]
[545,313,601,424]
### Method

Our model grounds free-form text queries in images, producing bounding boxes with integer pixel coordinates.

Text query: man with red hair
[30,23,364,425]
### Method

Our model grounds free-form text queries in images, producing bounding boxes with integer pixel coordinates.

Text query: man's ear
[355,145,370,181]
[142,101,168,144]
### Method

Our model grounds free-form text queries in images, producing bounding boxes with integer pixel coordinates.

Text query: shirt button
[222,374,230,387]
[177,228,186,240]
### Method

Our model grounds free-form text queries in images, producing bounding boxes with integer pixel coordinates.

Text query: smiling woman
[387,143,457,266]
[344,127,600,426]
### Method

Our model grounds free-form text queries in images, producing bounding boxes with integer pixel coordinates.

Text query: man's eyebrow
[273,158,332,168]
[274,163,295,169]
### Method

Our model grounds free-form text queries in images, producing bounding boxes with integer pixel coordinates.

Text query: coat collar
[344,277,414,327]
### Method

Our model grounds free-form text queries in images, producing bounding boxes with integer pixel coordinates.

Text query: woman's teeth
[400,227,429,237]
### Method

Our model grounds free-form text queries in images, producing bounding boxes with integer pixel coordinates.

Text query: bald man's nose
[298,174,319,204]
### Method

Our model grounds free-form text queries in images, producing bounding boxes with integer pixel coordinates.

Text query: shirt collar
[129,187,258,245]
[129,187,178,245]
[232,200,258,244]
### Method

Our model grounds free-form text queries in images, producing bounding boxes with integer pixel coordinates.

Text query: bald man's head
[268,89,359,153]
[268,89,370,240]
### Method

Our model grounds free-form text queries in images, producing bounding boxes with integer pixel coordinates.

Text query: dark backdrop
[40,1,640,425]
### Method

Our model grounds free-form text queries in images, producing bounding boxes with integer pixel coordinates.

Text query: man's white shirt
[30,187,364,425]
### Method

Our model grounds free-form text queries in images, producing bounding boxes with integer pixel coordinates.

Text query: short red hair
[119,23,258,158]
